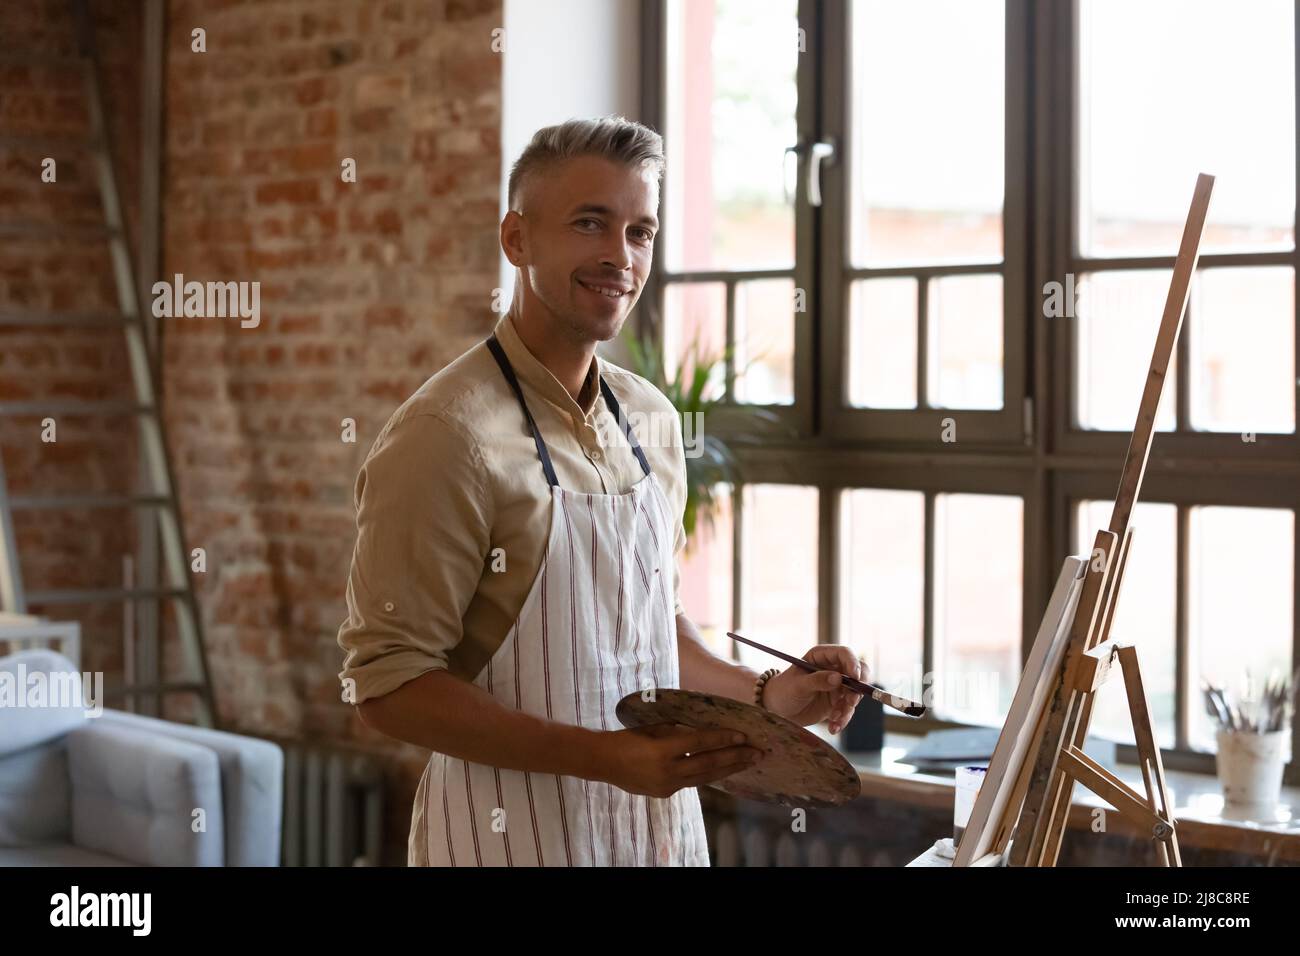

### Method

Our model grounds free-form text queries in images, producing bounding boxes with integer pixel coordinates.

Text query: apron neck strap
[486,334,559,487]
[485,334,654,487]
[598,376,652,478]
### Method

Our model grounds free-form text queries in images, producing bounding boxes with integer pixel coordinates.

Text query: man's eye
[633,229,655,242]
[576,218,599,229]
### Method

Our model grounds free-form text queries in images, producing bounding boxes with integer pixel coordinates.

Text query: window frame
[639,0,819,441]
[1048,0,1300,462]
[644,0,1300,786]
[817,0,1033,445]
[1054,468,1300,776]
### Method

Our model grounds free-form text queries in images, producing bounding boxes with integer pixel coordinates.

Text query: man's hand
[594,724,763,798]
[760,644,867,733]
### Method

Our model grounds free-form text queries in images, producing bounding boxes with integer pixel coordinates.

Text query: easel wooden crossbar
[957,173,1215,868]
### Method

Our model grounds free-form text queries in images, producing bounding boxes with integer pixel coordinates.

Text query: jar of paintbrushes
[1202,669,1297,812]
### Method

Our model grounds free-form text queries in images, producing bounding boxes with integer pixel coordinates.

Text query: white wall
[500,0,643,361]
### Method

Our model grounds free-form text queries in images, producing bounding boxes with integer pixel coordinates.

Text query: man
[337,116,866,867]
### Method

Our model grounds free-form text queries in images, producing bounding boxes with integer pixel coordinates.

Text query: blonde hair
[507,116,665,214]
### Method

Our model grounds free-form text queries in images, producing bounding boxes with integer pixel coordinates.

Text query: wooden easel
[993,174,1216,867]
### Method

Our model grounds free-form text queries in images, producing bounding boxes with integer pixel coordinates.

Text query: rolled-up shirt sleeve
[337,411,492,705]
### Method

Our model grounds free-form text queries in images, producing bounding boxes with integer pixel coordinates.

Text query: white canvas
[952,555,1088,866]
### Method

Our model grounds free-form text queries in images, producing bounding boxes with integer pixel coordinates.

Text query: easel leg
[1119,644,1181,866]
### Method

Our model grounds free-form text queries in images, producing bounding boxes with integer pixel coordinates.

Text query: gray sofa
[0,649,283,866]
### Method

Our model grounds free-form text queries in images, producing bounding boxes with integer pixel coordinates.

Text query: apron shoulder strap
[486,334,560,488]
[599,377,652,479]
[486,333,653,485]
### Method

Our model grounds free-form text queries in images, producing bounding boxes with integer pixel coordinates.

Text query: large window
[842,0,1013,430]
[1066,0,1297,448]
[649,0,1299,783]
[659,0,808,428]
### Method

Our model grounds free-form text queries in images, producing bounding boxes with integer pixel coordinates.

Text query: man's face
[505,154,658,344]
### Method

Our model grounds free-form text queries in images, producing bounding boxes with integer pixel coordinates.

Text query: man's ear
[500,209,528,266]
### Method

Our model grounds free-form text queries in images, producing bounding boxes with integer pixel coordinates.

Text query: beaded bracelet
[754,667,780,709]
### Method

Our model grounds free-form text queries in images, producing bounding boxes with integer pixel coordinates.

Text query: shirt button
[589,448,603,462]
[384,602,395,612]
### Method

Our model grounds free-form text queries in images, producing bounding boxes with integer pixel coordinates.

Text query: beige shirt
[337,312,688,705]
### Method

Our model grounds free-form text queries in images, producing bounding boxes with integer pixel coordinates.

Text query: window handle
[784,139,837,207]
[806,139,836,207]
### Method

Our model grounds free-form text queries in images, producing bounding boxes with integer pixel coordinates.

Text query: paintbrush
[727,631,927,718]
[1201,680,1231,729]
[1204,670,1297,734]
[1266,667,1299,733]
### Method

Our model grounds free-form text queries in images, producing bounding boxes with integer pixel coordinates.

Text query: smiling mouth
[577,278,632,300]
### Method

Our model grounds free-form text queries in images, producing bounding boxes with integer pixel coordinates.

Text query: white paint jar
[1215,728,1290,809]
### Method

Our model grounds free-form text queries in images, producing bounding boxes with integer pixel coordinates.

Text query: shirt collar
[492,312,602,422]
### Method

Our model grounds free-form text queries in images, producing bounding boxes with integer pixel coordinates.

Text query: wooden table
[832,729,1300,864]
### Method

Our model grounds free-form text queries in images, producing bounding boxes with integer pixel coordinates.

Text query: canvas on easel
[952,173,1215,867]
[951,555,1087,866]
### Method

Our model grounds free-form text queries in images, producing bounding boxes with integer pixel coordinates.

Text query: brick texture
[0,0,144,685]
[162,0,503,863]
[2,0,505,865]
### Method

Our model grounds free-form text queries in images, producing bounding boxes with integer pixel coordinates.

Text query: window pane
[1188,506,1294,751]
[847,278,918,408]
[1075,501,1177,746]
[664,0,799,271]
[841,489,925,698]
[734,279,795,405]
[737,485,818,667]
[1074,271,1177,431]
[678,484,734,659]
[1078,0,1295,257]
[928,274,1004,409]
[850,0,1004,266]
[932,493,1023,724]
[663,282,726,398]
[1189,268,1296,434]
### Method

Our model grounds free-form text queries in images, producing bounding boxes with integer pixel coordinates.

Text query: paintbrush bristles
[1202,668,1296,735]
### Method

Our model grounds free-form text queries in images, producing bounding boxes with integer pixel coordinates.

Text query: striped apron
[408,333,710,867]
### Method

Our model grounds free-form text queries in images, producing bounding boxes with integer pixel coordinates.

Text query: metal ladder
[0,0,217,727]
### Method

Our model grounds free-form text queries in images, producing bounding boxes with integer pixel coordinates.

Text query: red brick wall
[3,0,503,863]
[161,0,503,862]
[0,0,143,683]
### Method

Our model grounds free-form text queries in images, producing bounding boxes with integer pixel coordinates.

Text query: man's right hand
[595,724,764,798]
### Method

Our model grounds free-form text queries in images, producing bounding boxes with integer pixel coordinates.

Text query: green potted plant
[624,320,784,551]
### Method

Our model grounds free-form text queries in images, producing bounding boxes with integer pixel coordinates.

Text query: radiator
[710,820,886,866]
[703,795,900,866]
[270,737,385,867]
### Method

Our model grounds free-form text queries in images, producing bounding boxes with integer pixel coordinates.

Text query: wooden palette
[615,688,862,808]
